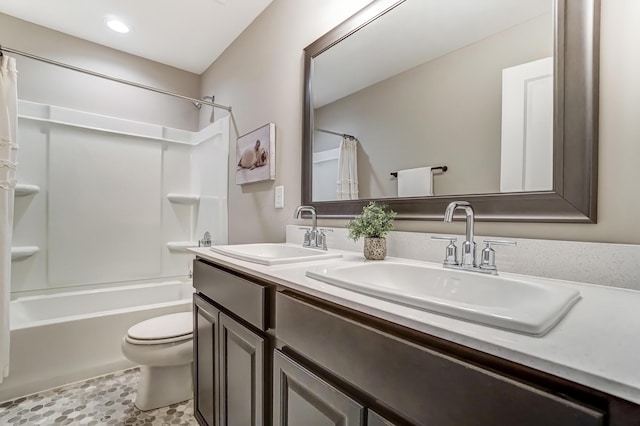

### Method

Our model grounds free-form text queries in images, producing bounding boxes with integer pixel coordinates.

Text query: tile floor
[0,368,198,425]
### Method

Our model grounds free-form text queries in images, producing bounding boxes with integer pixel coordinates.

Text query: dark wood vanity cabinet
[193,260,270,426]
[194,294,266,426]
[193,257,640,426]
[367,411,399,426]
[194,294,219,426]
[273,350,365,425]
[273,350,400,426]
[219,312,265,426]
[275,292,606,426]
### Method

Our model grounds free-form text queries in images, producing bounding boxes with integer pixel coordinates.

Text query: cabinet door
[194,294,220,426]
[219,313,265,426]
[273,350,364,426]
[367,410,399,426]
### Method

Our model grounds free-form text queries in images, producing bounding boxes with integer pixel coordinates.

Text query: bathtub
[0,281,193,403]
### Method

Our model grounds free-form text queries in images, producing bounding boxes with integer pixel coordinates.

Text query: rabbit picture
[237,139,268,170]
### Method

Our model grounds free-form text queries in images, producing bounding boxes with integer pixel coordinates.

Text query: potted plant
[347,202,397,260]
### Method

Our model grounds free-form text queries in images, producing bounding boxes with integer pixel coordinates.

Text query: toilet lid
[127,312,193,343]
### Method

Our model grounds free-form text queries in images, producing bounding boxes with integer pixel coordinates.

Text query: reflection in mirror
[311,0,554,202]
[303,0,598,223]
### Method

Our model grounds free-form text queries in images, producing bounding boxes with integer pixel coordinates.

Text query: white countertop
[190,245,640,405]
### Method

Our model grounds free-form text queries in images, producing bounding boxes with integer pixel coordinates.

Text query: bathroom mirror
[302,0,599,222]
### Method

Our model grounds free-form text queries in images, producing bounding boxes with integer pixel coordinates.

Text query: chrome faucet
[444,201,476,267]
[433,201,516,275]
[294,205,327,250]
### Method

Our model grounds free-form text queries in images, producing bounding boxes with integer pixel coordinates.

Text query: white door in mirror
[500,57,553,192]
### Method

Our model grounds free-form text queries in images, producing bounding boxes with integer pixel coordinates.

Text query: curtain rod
[314,128,357,140]
[0,45,231,112]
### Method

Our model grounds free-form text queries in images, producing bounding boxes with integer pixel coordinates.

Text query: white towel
[397,167,433,197]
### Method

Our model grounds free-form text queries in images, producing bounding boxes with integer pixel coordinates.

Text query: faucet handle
[298,227,311,247]
[480,239,516,272]
[430,235,458,266]
[317,229,333,250]
[483,239,517,248]
[315,229,331,250]
[430,235,457,242]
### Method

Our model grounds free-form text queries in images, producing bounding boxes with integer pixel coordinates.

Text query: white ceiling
[0,0,273,74]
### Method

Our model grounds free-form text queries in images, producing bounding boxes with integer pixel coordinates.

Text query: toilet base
[135,363,193,411]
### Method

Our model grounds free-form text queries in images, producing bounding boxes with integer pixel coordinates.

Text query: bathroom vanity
[191,248,640,426]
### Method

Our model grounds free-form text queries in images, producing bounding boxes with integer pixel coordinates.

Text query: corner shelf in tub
[11,246,40,261]
[167,194,200,204]
[167,242,199,252]
[14,184,40,197]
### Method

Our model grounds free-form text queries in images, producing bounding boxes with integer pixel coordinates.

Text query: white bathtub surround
[286,225,640,291]
[0,54,18,384]
[0,281,193,403]
[9,246,38,261]
[12,100,229,295]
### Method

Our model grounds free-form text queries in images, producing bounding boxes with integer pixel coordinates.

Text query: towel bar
[390,165,447,178]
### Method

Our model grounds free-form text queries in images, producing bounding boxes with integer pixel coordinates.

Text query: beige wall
[315,14,552,199]
[199,0,374,243]
[207,0,639,245]
[0,13,200,130]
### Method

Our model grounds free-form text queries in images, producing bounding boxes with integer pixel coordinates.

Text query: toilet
[121,312,194,411]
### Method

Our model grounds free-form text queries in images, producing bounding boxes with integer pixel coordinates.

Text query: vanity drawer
[194,259,267,330]
[275,291,604,426]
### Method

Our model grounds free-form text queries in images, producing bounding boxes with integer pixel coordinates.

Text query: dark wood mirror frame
[302,0,599,222]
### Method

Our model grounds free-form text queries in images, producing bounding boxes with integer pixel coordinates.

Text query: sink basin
[210,243,342,265]
[306,262,580,335]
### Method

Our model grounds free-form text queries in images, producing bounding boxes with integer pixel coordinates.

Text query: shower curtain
[0,54,18,383]
[336,136,358,200]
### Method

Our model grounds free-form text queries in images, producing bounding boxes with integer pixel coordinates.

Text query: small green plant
[346,202,397,241]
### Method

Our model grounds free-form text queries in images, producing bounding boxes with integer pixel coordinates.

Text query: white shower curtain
[336,137,359,200]
[0,54,18,383]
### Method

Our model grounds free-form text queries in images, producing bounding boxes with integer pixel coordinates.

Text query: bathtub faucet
[199,232,212,247]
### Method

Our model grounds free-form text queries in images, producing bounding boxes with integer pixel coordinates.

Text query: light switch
[275,185,284,209]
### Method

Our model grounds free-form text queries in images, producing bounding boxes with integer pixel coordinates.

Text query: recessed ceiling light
[105,18,130,34]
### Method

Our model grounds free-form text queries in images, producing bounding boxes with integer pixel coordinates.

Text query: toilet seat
[126,312,193,345]
[125,334,192,345]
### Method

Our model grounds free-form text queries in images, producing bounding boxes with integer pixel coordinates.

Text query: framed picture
[235,123,276,185]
